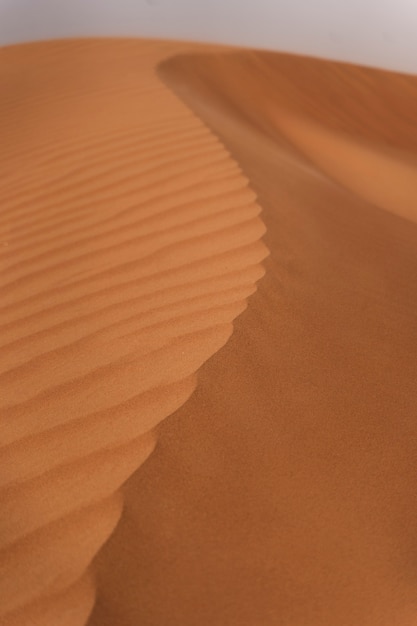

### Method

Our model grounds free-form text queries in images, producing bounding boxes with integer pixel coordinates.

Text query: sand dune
[93,48,417,626]
[0,40,267,625]
[1,39,417,626]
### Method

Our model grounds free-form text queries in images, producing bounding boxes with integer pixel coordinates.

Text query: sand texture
[0,40,267,625]
[1,39,417,626]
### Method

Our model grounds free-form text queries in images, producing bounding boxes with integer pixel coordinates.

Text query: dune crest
[85,48,417,626]
[0,40,267,625]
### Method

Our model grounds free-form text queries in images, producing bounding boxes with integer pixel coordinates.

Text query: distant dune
[1,39,417,626]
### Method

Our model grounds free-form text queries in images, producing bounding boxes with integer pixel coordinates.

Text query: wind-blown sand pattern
[1,39,417,626]
[0,40,267,626]
[91,49,417,626]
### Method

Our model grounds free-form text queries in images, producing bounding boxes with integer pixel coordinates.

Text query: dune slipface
[0,40,267,625]
[89,49,417,626]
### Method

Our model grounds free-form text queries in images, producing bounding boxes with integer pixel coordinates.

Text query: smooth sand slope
[0,40,267,626]
[92,49,417,625]
[1,39,417,626]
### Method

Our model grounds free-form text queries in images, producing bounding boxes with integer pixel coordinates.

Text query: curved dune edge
[158,50,417,225]
[0,39,268,626]
[86,50,417,626]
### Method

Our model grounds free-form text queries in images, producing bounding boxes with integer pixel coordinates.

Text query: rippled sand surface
[1,39,417,626]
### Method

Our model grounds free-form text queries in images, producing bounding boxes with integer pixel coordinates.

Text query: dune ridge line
[0,39,268,626]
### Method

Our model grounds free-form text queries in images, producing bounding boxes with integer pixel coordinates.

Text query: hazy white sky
[0,0,416,74]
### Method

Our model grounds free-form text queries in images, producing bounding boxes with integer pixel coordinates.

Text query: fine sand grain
[1,39,417,626]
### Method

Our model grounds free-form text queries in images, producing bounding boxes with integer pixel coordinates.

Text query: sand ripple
[0,40,267,625]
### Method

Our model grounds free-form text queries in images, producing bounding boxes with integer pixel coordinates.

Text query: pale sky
[0,0,416,74]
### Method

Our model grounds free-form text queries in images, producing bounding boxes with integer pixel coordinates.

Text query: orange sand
[0,39,266,625]
[1,40,417,626]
